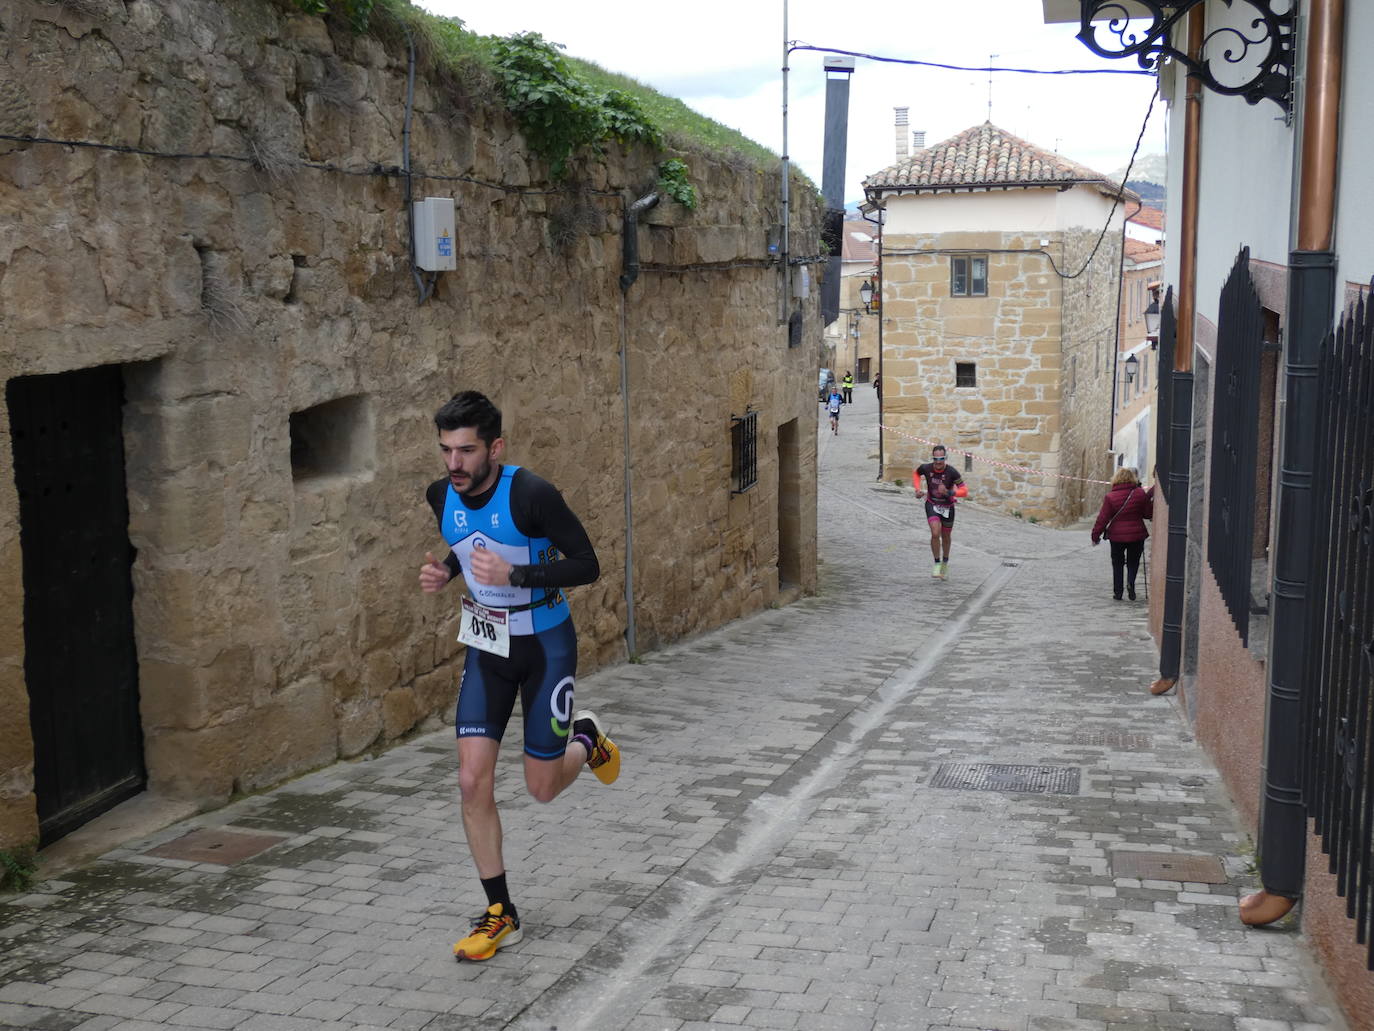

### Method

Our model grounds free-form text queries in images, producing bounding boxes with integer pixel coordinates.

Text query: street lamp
[859,278,874,313]
[1124,352,1139,384]
[1143,294,1160,345]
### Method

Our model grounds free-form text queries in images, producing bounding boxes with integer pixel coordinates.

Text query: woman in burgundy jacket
[1090,467,1155,600]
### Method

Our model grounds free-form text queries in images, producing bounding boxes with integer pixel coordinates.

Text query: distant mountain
[1126,180,1166,205]
[1113,152,1167,186]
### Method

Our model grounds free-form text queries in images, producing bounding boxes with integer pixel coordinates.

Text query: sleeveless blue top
[441,465,570,635]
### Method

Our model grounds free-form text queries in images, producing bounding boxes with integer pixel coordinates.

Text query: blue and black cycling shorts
[454,619,577,760]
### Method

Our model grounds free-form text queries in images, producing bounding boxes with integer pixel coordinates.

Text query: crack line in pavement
[505,560,1020,1031]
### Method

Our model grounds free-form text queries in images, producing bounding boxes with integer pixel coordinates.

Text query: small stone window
[955,362,977,388]
[950,255,988,297]
[290,394,374,486]
[730,409,758,494]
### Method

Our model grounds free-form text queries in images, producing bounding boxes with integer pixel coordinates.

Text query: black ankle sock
[481,873,513,918]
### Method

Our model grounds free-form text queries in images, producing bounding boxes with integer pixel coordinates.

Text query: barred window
[955,362,977,387]
[731,410,758,494]
[950,255,988,297]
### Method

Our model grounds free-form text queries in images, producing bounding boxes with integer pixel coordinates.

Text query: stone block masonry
[0,0,823,847]
[880,228,1120,524]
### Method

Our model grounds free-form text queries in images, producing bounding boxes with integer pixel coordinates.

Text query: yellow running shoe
[453,903,521,961]
[573,710,621,785]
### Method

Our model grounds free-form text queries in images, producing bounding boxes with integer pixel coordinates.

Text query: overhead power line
[787,43,1155,76]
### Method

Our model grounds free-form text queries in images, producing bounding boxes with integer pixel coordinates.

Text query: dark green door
[7,365,145,845]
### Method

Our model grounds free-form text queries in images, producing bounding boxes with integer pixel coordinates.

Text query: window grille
[730,410,758,494]
[950,255,988,297]
[1205,248,1264,645]
[955,362,977,387]
[1301,276,1374,971]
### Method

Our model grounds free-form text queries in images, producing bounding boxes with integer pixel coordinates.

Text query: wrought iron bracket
[1077,0,1293,115]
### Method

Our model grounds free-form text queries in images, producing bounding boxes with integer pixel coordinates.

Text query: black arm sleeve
[509,468,600,589]
[425,479,461,579]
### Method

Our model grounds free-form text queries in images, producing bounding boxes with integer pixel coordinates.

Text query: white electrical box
[792,266,810,299]
[413,197,457,271]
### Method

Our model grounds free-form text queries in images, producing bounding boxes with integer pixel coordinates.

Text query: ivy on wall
[488,32,660,179]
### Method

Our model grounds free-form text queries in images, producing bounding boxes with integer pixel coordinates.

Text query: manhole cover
[1072,731,1152,751]
[145,827,289,865]
[930,762,1081,795]
[1111,851,1227,883]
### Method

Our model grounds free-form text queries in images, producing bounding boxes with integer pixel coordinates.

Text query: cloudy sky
[415,0,1168,204]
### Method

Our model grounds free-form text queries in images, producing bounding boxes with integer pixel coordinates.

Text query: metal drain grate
[145,827,289,865]
[1111,851,1227,883]
[930,762,1081,795]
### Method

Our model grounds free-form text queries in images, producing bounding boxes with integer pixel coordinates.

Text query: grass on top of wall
[314,0,790,179]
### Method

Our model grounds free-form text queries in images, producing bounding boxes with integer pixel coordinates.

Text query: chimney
[912,130,926,151]
[894,106,909,161]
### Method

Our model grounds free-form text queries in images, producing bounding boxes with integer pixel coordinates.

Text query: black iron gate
[7,365,145,845]
[1301,283,1374,967]
[1206,248,1265,645]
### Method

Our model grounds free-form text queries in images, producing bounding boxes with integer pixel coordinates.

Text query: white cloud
[420,0,1167,202]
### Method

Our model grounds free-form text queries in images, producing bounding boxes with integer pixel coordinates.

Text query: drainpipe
[1241,0,1344,927]
[862,203,885,479]
[1151,5,1204,696]
[618,191,660,659]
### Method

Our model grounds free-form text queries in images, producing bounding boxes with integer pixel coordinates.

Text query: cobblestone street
[0,388,1347,1031]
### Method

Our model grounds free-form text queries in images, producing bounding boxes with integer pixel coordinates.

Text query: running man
[913,444,966,580]
[826,387,842,434]
[419,391,621,962]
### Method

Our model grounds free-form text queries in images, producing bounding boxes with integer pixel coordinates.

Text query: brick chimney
[894,107,909,161]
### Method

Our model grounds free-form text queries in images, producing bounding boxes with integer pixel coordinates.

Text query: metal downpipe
[1151,5,1204,696]
[1242,0,1346,927]
[618,191,660,659]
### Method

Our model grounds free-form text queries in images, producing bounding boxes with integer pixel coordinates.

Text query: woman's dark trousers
[1110,539,1144,598]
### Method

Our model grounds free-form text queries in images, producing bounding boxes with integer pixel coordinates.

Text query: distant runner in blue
[418,390,621,961]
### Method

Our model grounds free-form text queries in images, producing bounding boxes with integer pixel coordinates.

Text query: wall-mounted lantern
[1124,352,1140,384]
[859,278,875,313]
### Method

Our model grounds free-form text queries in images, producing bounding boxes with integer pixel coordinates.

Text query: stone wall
[878,226,1120,523]
[1056,226,1122,523]
[0,0,822,847]
[879,230,1064,520]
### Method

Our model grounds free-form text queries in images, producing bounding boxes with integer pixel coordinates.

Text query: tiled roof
[863,121,1134,201]
[1129,205,1165,231]
[1124,239,1163,262]
[841,221,878,262]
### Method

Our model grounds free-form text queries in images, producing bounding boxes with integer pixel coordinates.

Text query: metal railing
[1301,282,1374,968]
[1206,248,1265,646]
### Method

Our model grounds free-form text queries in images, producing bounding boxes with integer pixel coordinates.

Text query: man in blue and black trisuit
[418,390,621,962]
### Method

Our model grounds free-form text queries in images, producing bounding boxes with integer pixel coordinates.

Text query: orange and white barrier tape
[880,423,1114,486]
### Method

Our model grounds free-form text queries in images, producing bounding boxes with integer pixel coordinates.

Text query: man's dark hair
[435,391,502,444]
[931,445,947,457]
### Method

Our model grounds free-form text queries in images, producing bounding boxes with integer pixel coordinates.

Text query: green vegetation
[489,33,659,179]
[657,158,697,210]
[0,845,38,893]
[285,0,780,180]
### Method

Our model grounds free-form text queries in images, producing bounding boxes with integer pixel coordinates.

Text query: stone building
[863,123,1130,523]
[820,221,879,385]
[0,0,822,851]
[1113,234,1164,481]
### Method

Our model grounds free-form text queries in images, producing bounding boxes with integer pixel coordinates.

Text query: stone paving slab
[0,391,1348,1031]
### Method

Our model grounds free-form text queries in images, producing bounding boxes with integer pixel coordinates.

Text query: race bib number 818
[458,597,510,658]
